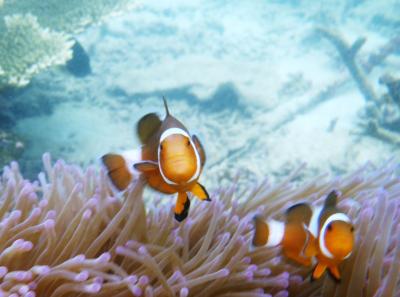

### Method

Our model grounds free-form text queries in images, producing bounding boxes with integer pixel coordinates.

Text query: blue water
[0,0,399,185]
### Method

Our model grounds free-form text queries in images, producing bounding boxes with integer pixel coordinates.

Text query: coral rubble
[317,28,379,104]
[318,28,400,147]
[0,155,399,296]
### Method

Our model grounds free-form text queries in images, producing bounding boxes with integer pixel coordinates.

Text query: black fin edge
[198,183,211,201]
[285,202,308,215]
[310,264,318,283]
[325,190,339,208]
[174,195,191,222]
[327,268,341,283]
[309,265,341,284]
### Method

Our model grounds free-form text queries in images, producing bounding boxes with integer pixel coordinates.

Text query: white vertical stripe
[122,148,142,175]
[157,128,201,185]
[266,219,285,247]
[308,206,323,237]
[319,213,351,259]
[187,137,201,183]
[160,128,189,141]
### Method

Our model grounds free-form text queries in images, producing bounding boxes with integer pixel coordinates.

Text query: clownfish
[101,97,209,222]
[252,190,354,281]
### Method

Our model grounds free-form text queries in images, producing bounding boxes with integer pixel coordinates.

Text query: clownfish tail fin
[252,217,284,247]
[252,216,269,246]
[163,96,170,116]
[101,153,133,191]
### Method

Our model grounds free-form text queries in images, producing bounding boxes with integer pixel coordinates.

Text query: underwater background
[0,1,400,296]
[1,0,399,187]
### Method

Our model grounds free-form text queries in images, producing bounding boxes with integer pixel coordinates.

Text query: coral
[261,27,399,137]
[0,155,399,296]
[0,0,140,88]
[0,14,73,88]
[380,75,400,108]
[363,35,400,73]
[318,28,400,146]
[364,120,400,146]
[316,28,379,104]
[0,0,141,34]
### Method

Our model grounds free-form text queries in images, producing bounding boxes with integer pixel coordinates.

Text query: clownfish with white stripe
[101,97,209,222]
[252,190,355,281]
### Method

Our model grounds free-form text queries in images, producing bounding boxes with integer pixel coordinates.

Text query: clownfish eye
[187,140,190,146]
[160,144,163,151]
[327,224,333,231]
[350,226,354,232]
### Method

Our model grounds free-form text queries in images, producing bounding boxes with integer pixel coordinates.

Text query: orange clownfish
[252,190,355,281]
[102,97,209,222]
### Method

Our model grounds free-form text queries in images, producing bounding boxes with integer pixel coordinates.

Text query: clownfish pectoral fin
[137,113,162,144]
[133,160,158,173]
[174,192,191,222]
[252,216,269,246]
[312,263,327,280]
[192,135,206,166]
[324,190,339,208]
[190,183,210,201]
[328,266,341,282]
[285,202,312,224]
[304,233,318,258]
[101,153,133,191]
[285,250,312,266]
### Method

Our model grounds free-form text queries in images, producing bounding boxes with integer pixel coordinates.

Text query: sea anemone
[0,154,399,296]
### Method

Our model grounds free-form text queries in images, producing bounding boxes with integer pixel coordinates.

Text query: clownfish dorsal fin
[324,190,338,209]
[163,96,170,117]
[285,202,313,224]
[137,113,162,144]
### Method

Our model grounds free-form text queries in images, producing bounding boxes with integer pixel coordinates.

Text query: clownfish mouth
[160,157,196,184]
[334,246,353,260]
[169,156,187,164]
[165,155,194,169]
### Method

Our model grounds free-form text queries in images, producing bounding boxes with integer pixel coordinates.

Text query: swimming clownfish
[101,97,209,222]
[252,190,355,281]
